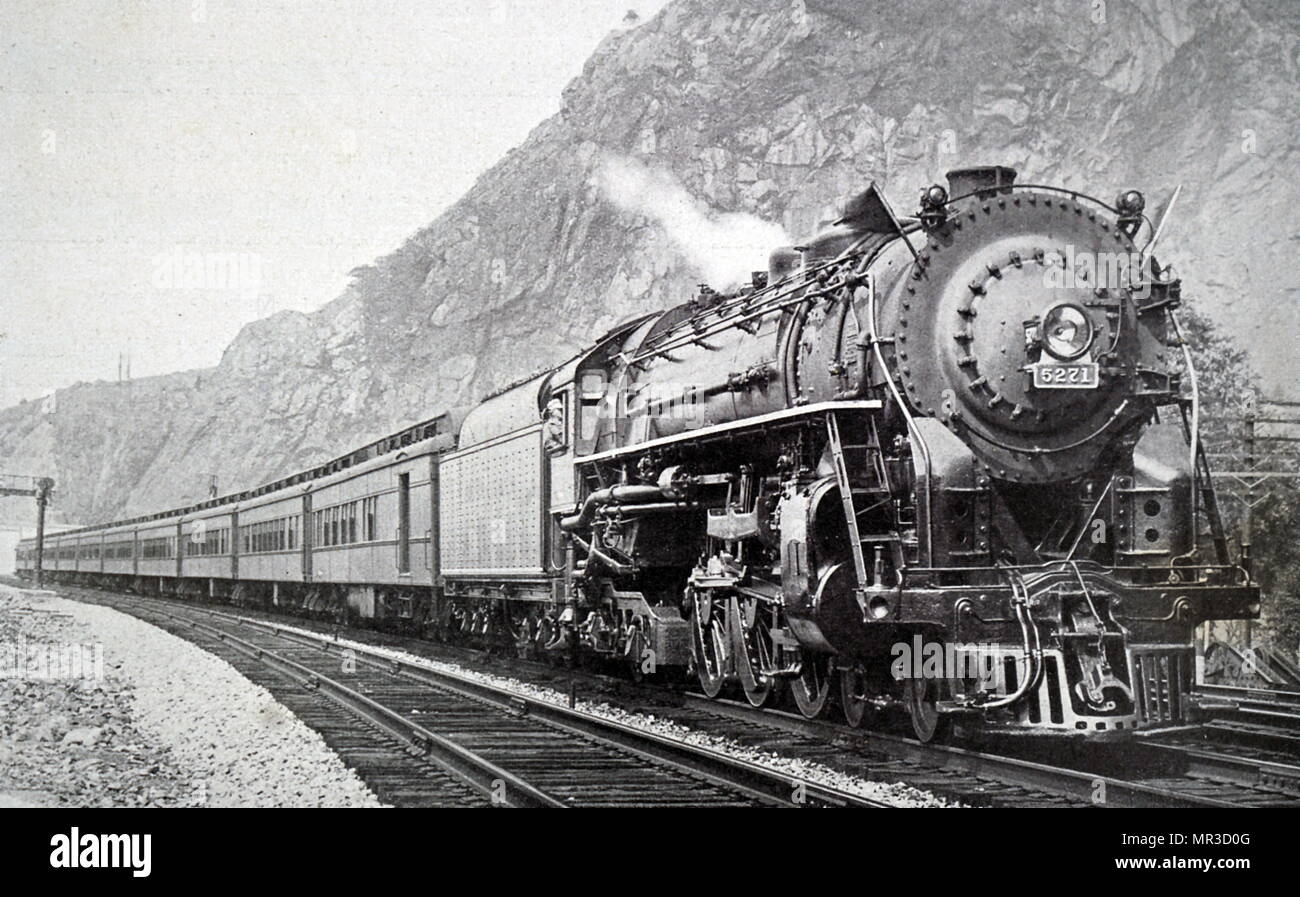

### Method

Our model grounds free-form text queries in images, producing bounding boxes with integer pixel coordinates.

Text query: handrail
[863,273,933,566]
[1168,308,1201,559]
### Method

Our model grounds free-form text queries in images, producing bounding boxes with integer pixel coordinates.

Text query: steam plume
[593,155,789,288]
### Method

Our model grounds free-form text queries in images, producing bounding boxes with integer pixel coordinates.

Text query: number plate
[1031,362,1099,389]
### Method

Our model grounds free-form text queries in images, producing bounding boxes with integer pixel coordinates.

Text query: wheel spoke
[905,677,953,743]
[690,589,728,698]
[731,596,777,708]
[840,666,875,729]
[791,651,833,719]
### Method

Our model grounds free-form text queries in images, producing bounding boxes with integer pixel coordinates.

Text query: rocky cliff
[1,0,1296,526]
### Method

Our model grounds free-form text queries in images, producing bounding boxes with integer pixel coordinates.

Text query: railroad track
[235,610,1300,808]
[659,698,1286,808]
[1195,683,1300,731]
[1129,683,1300,802]
[1135,734,1300,804]
[37,582,1300,808]
[673,695,1300,809]
[65,589,893,808]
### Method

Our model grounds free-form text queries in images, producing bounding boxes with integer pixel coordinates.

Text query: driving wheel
[730,595,780,708]
[904,676,953,743]
[840,665,877,729]
[689,587,729,698]
[791,651,834,719]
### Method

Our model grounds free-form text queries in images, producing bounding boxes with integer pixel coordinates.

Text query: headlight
[1041,304,1093,359]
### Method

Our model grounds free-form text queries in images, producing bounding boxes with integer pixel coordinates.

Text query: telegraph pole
[1206,391,1300,651]
[34,477,52,587]
[0,474,56,587]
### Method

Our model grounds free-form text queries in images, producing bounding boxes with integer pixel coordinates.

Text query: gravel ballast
[0,583,382,807]
[262,617,959,807]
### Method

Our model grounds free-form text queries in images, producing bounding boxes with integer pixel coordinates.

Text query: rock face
[1,0,1295,525]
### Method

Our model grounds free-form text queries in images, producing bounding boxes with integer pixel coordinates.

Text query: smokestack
[946,166,1017,200]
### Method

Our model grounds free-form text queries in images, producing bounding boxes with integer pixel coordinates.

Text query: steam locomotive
[18,165,1260,741]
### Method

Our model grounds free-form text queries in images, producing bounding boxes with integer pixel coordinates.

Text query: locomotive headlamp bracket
[1022,317,1042,353]
[1134,276,1182,315]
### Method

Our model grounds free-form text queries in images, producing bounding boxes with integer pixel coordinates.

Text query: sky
[0,0,672,407]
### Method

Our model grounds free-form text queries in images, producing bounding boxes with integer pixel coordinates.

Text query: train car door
[231,507,241,582]
[175,518,184,580]
[397,472,410,574]
[301,493,311,582]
